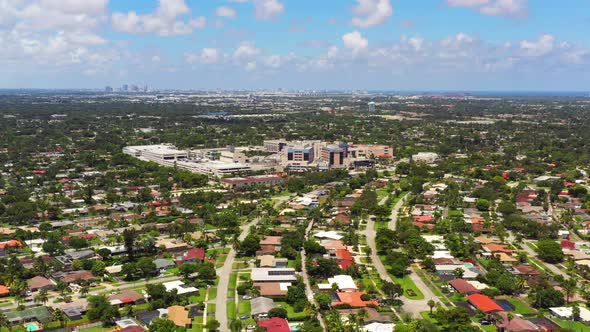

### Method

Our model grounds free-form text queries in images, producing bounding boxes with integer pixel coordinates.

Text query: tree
[87,295,120,325]
[268,307,288,318]
[562,278,577,304]
[178,263,198,279]
[80,285,90,298]
[149,318,176,332]
[122,228,137,259]
[530,286,565,308]
[34,289,49,305]
[92,261,106,276]
[314,292,332,309]
[0,313,9,332]
[230,320,243,332]
[136,257,156,277]
[206,320,220,332]
[476,198,491,211]
[453,268,464,279]
[427,299,436,314]
[52,309,67,328]
[382,282,403,300]
[238,234,261,256]
[536,239,564,263]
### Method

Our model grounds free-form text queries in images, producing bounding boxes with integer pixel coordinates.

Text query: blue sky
[1,0,590,90]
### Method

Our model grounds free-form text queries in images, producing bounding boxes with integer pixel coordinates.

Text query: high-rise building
[122,84,128,92]
[368,101,376,112]
[105,86,113,92]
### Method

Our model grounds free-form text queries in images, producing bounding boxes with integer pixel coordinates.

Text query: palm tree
[80,284,90,298]
[0,312,10,332]
[427,299,436,314]
[33,289,49,305]
[52,309,67,328]
[562,278,577,303]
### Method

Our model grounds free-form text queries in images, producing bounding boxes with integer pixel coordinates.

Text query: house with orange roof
[0,240,23,256]
[332,292,378,308]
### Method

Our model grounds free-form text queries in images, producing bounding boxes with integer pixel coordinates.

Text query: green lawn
[505,297,536,315]
[229,272,238,289]
[275,302,308,321]
[207,287,217,301]
[79,326,111,332]
[553,318,589,331]
[392,275,425,300]
[238,299,251,316]
[189,288,207,303]
[420,311,438,324]
[227,301,237,320]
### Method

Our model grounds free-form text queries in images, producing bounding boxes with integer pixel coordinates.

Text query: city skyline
[1,0,590,90]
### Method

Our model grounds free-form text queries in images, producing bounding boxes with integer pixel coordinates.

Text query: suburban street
[300,220,327,330]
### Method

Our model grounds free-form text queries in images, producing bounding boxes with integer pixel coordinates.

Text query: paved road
[214,217,260,331]
[215,196,287,331]
[300,220,327,330]
[520,239,568,278]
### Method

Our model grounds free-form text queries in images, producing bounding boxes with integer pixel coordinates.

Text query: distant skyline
[1,0,590,90]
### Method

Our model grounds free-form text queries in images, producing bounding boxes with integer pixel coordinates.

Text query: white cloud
[216,6,237,18]
[245,61,257,71]
[408,37,424,51]
[233,41,261,60]
[185,48,220,65]
[351,0,393,27]
[342,31,368,53]
[447,0,527,18]
[112,0,206,36]
[520,34,554,57]
[253,0,284,21]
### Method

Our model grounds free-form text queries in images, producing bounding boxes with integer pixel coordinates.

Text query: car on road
[242,295,252,300]
[240,315,251,320]
[479,319,492,325]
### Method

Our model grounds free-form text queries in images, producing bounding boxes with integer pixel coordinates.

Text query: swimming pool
[463,263,474,268]
[24,322,42,331]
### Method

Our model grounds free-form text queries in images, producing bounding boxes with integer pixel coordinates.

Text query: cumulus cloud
[342,31,369,53]
[253,0,284,21]
[216,6,237,18]
[185,48,220,65]
[233,41,261,60]
[351,0,393,27]
[112,0,206,36]
[446,0,527,18]
[520,34,554,57]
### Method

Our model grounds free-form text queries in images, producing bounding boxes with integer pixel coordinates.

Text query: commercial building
[368,101,376,112]
[220,174,285,189]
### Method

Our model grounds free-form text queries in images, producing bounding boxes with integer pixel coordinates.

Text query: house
[167,305,191,327]
[251,297,277,318]
[337,308,392,323]
[56,270,94,284]
[467,294,504,313]
[510,264,541,283]
[108,290,145,307]
[154,258,175,270]
[258,255,289,268]
[449,279,480,295]
[162,281,198,295]
[496,312,541,332]
[251,268,297,283]
[155,238,189,252]
[318,275,358,292]
[0,240,23,256]
[0,285,9,297]
[28,276,55,291]
[5,306,52,324]
[257,317,292,332]
[254,282,291,297]
[256,236,282,255]
[332,292,378,308]
[174,248,205,264]
[51,299,89,320]
[362,322,395,332]
[549,306,590,322]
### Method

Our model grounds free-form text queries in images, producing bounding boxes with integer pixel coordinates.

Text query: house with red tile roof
[174,248,206,264]
[332,292,378,308]
[449,279,480,295]
[0,285,9,297]
[0,240,23,256]
[257,317,292,332]
[467,294,504,313]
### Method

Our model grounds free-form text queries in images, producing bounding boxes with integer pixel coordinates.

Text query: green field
[392,275,424,300]
[505,297,536,315]
[238,299,251,316]
[275,302,308,321]
[227,301,237,320]
[207,287,217,301]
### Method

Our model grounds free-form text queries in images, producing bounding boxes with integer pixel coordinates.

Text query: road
[214,217,260,331]
[300,220,327,330]
[364,193,443,317]
[520,239,568,278]
[215,196,288,331]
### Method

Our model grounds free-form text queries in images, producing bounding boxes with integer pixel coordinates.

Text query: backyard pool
[24,322,42,332]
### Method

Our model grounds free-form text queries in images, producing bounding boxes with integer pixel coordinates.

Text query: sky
[1,0,590,91]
